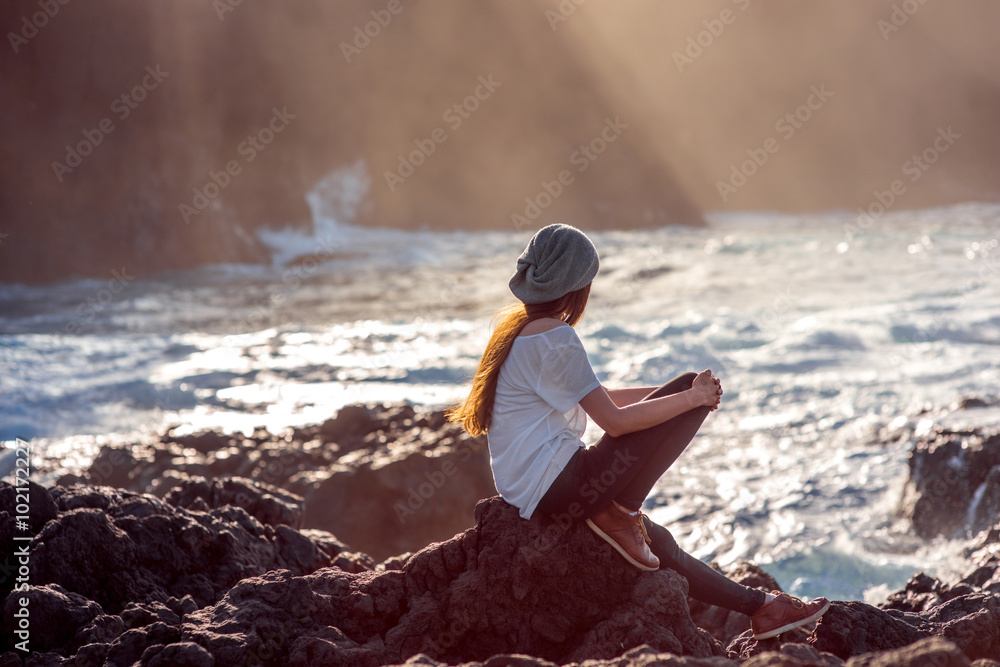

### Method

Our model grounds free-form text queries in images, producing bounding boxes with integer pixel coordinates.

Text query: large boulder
[842,636,971,667]
[810,597,1000,662]
[180,496,722,665]
[897,426,1000,539]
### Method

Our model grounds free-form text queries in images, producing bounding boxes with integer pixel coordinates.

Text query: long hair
[446,283,591,436]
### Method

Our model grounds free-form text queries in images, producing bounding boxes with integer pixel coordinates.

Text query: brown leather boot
[585,501,660,571]
[750,591,831,639]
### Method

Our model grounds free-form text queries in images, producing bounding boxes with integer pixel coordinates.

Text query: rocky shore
[2,403,999,665]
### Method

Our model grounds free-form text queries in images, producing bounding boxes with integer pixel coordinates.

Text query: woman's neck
[518,317,569,337]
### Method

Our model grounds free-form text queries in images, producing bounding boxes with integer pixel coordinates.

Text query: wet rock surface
[897,425,1000,539]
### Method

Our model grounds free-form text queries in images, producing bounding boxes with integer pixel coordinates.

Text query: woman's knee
[677,371,698,389]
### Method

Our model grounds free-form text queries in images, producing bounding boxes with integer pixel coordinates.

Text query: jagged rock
[811,597,1000,662]
[743,642,843,666]
[729,592,1000,663]
[87,445,141,488]
[165,475,305,528]
[0,584,103,654]
[382,642,848,666]
[162,429,237,455]
[962,533,1000,596]
[689,561,780,645]
[121,600,181,629]
[106,622,183,666]
[180,497,722,665]
[727,627,812,661]
[4,482,1000,665]
[881,572,978,613]
[972,521,1000,551]
[73,613,127,650]
[68,404,498,561]
[0,480,59,534]
[898,427,1000,539]
[21,653,65,667]
[318,404,382,445]
[138,641,215,667]
[843,636,969,667]
[392,644,740,666]
[12,483,354,617]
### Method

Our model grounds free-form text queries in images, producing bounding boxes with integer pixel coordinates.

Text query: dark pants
[535,372,767,616]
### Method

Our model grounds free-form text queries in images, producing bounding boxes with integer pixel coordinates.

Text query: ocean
[3,167,999,604]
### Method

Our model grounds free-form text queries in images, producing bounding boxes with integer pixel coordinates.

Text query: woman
[447,223,829,640]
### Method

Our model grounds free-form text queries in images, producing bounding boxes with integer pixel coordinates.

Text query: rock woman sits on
[447,223,829,640]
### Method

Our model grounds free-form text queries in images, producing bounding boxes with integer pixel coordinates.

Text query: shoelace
[634,511,653,546]
[773,591,803,608]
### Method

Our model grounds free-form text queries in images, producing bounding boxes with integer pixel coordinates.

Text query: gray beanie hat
[509,224,599,304]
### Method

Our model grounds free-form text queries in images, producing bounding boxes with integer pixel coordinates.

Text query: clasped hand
[692,369,723,411]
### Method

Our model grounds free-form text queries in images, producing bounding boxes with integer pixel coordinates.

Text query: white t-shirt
[488,324,602,519]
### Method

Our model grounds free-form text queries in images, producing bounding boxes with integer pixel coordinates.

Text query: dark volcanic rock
[388,644,737,666]
[844,636,970,667]
[882,572,978,613]
[7,478,1000,666]
[76,403,498,561]
[742,642,843,666]
[811,597,1000,662]
[0,584,103,654]
[0,480,58,534]
[727,627,812,661]
[317,403,383,446]
[180,497,722,665]
[165,475,305,528]
[810,602,927,660]
[964,526,1000,595]
[898,426,1000,539]
[13,483,355,616]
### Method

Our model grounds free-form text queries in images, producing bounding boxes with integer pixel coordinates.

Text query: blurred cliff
[2,0,999,283]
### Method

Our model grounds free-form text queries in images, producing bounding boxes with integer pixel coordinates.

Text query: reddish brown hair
[446,284,591,436]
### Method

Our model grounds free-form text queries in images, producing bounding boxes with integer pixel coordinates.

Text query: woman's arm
[605,386,658,407]
[580,370,721,438]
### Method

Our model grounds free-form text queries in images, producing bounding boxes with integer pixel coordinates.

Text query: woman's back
[488,323,600,519]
